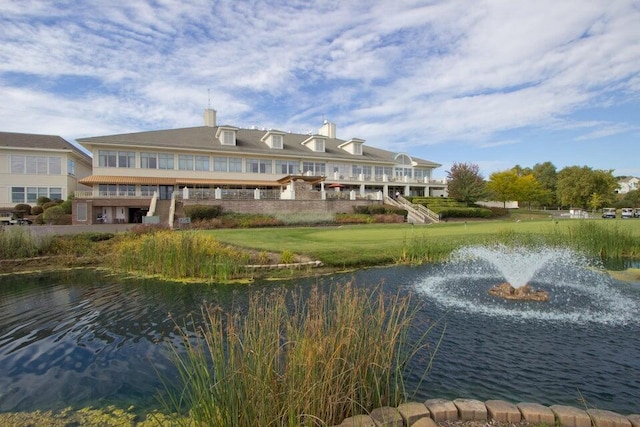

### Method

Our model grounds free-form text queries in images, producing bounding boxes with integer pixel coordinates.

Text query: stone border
[334,398,639,427]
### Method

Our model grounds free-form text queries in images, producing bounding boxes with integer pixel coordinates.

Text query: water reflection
[0,265,638,415]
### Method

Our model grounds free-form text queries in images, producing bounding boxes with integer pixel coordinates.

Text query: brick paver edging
[334,398,640,427]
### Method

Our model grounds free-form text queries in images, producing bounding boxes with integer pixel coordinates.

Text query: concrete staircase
[385,195,440,224]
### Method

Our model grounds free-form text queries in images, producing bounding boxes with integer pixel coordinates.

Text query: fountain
[414,244,639,324]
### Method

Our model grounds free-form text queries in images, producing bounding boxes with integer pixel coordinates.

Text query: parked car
[9,218,32,225]
[635,208,640,218]
[602,208,616,219]
[621,208,634,219]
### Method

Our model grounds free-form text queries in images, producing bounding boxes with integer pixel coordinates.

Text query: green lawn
[206,219,640,267]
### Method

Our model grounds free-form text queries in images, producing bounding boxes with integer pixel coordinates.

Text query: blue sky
[1,0,638,179]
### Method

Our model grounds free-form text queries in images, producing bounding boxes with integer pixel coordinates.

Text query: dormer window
[261,130,286,149]
[338,138,365,155]
[301,135,326,153]
[216,126,239,146]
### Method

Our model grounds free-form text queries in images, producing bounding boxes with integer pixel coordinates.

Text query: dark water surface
[0,264,639,415]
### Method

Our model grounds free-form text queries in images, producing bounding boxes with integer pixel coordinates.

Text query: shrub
[37,196,51,206]
[60,199,73,214]
[373,214,405,223]
[42,205,69,224]
[280,249,295,264]
[184,204,223,221]
[13,203,31,216]
[336,213,374,224]
[31,205,44,215]
[42,201,61,211]
[438,207,493,219]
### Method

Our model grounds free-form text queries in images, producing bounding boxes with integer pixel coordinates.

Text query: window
[99,184,117,196]
[25,156,48,174]
[229,157,242,172]
[68,159,76,176]
[272,135,283,149]
[353,144,362,155]
[99,150,117,167]
[362,165,371,178]
[118,184,135,196]
[158,153,174,170]
[50,187,62,201]
[76,202,87,222]
[222,130,235,145]
[179,155,194,170]
[11,156,25,174]
[247,159,272,174]
[195,155,209,171]
[48,157,62,174]
[118,151,135,168]
[314,139,325,152]
[141,152,158,169]
[302,162,326,176]
[275,160,299,174]
[26,187,48,203]
[141,185,156,197]
[13,156,62,174]
[214,156,228,172]
[11,187,25,204]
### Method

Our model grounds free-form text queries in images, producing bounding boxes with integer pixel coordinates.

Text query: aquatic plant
[111,231,250,282]
[0,226,49,259]
[161,284,437,426]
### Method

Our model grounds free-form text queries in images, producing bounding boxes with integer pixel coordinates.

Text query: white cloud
[0,0,637,171]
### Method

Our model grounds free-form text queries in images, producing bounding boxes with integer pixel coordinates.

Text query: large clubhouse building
[66,109,446,225]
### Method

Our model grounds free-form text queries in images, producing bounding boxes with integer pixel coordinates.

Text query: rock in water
[488,282,549,302]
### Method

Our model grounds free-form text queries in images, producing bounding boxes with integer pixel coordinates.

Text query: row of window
[10,155,76,176]
[12,187,63,204]
[96,150,429,178]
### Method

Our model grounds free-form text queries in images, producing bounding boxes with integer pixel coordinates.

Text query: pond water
[0,254,639,415]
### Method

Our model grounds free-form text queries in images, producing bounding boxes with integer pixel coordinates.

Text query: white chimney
[204,108,217,127]
[318,120,336,138]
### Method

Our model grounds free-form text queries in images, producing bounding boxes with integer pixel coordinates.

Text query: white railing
[168,191,176,229]
[74,190,154,199]
[147,191,158,217]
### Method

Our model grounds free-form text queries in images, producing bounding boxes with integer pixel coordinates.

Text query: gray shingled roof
[0,131,92,164]
[77,126,441,168]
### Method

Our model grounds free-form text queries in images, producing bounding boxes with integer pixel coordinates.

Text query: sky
[1,0,639,179]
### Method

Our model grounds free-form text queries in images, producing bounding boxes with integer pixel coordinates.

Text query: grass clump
[111,230,251,282]
[556,221,640,259]
[162,284,436,426]
[0,226,51,259]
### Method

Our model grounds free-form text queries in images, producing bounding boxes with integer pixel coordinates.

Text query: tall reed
[111,231,250,282]
[0,226,50,259]
[557,221,639,259]
[161,283,437,426]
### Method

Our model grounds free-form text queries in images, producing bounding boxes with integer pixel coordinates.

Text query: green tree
[532,162,557,206]
[487,170,519,208]
[515,174,546,210]
[588,193,605,212]
[556,166,617,209]
[446,162,486,205]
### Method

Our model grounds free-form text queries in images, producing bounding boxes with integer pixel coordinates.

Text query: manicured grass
[207,219,640,267]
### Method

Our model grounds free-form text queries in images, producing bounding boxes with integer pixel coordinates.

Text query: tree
[446,162,486,205]
[556,166,617,209]
[514,174,546,210]
[532,162,557,207]
[487,170,519,208]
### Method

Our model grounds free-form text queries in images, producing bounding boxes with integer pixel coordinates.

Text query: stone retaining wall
[335,398,640,427]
